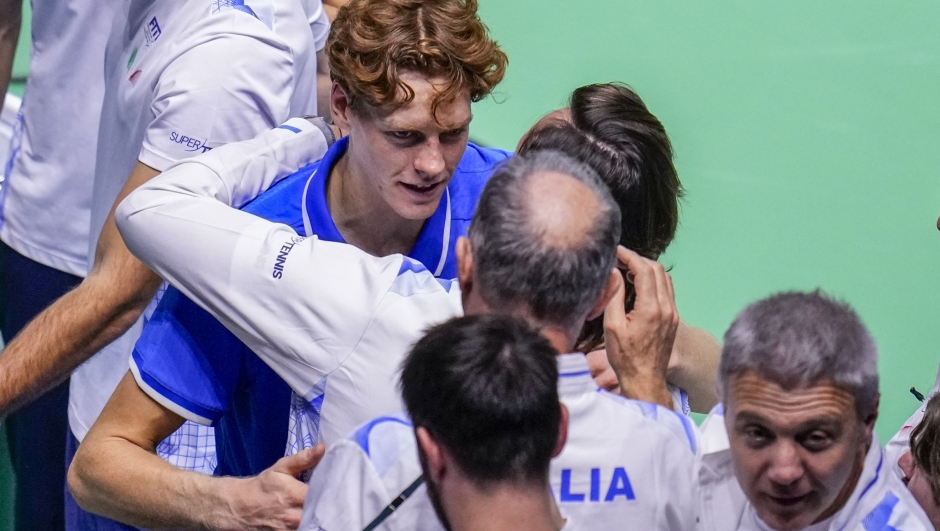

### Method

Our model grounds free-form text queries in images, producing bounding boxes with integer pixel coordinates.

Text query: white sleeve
[301,441,392,531]
[139,25,297,170]
[116,124,409,397]
[306,0,331,51]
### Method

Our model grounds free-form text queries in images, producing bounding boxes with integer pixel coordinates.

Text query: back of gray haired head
[468,150,621,329]
[719,290,879,419]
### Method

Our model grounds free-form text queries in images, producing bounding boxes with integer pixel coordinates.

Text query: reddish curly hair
[327,0,507,119]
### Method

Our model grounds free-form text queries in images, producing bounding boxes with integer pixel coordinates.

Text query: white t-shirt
[67,0,318,442]
[697,404,933,531]
[885,363,940,482]
[0,0,123,275]
[299,353,699,531]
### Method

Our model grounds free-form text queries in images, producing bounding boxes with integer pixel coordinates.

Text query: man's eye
[388,131,416,141]
[441,128,466,143]
[800,431,833,452]
[742,426,773,447]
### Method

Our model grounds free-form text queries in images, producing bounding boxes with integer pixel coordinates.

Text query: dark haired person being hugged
[518,83,721,414]
[398,315,568,531]
[68,0,507,530]
[115,148,699,530]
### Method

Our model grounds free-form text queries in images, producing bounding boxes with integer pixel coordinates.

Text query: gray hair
[719,290,879,419]
[468,150,621,330]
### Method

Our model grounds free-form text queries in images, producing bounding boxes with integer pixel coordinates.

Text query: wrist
[618,376,673,410]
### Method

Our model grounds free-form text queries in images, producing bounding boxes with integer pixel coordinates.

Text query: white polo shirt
[697,404,933,531]
[0,0,123,275]
[299,353,699,531]
[885,363,940,482]
[67,0,318,442]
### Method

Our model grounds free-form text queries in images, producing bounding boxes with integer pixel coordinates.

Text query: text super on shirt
[68,0,318,443]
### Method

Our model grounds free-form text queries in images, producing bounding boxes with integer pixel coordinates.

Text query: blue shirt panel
[132,139,509,477]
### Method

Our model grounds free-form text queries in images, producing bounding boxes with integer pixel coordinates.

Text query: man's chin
[755,495,820,531]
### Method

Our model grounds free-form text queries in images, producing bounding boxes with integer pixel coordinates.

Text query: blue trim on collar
[301,136,452,270]
[302,137,346,242]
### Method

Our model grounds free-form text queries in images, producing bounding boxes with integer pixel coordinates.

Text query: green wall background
[469,1,940,441]
[3,0,940,525]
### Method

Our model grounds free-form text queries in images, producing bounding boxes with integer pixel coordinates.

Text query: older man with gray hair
[698,290,933,531]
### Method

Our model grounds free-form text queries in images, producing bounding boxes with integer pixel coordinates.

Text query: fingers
[271,444,326,479]
[602,269,627,334]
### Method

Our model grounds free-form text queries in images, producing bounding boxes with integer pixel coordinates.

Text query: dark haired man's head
[400,315,565,529]
[899,393,940,529]
[457,150,621,343]
[517,83,682,353]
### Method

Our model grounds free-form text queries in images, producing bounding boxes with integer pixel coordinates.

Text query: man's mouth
[400,181,443,198]
[766,493,810,508]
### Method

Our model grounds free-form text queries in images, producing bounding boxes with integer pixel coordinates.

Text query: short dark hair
[468,150,621,329]
[719,290,879,420]
[400,315,560,485]
[518,83,682,352]
[912,393,940,505]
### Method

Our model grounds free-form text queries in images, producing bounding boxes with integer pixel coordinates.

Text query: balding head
[467,150,621,331]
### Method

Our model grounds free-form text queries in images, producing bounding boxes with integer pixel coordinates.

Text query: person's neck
[444,481,564,531]
[327,153,425,257]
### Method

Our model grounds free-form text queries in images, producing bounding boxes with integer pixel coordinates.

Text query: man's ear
[553,403,570,458]
[863,394,880,442]
[416,427,446,485]
[456,237,474,295]
[330,81,352,131]
[586,269,622,321]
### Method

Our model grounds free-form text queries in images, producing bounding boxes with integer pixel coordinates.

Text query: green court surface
[3,0,940,526]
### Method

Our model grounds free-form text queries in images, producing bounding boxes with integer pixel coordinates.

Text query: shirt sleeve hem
[138,147,177,173]
[129,354,220,426]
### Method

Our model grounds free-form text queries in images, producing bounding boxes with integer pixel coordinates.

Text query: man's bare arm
[0,0,22,98]
[667,321,720,413]
[68,372,324,531]
[0,162,162,418]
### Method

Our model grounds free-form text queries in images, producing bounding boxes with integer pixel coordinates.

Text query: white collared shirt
[697,404,933,531]
[68,0,318,442]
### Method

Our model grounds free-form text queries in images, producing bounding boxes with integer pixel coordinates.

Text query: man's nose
[415,139,445,177]
[766,442,805,486]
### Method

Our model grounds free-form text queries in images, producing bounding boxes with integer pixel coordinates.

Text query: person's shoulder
[592,390,699,455]
[852,471,935,531]
[456,142,512,175]
[184,0,312,51]
[346,414,419,473]
[448,143,512,220]
[240,159,321,227]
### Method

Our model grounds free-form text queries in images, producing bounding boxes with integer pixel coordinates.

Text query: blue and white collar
[557,353,599,397]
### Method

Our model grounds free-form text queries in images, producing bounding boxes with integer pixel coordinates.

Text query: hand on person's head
[602,246,678,408]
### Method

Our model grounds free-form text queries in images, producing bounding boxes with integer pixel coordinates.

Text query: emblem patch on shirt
[128,69,143,84]
[127,48,138,70]
[146,17,162,44]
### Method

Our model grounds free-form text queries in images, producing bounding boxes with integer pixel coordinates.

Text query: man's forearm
[69,425,236,530]
[666,321,721,413]
[69,373,313,530]
[0,271,159,418]
[0,0,22,98]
